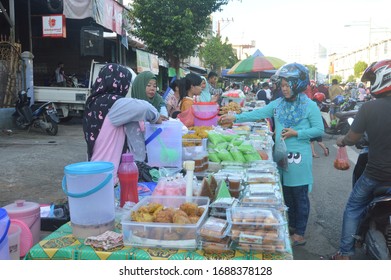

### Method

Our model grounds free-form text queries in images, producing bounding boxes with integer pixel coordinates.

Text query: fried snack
[180,202,199,216]
[172,209,188,220]
[181,229,196,240]
[133,230,148,238]
[131,211,154,223]
[149,228,164,240]
[173,214,191,234]
[196,207,205,217]
[219,102,241,115]
[147,202,164,214]
[188,215,200,224]
[163,231,180,240]
[173,214,191,225]
[155,208,174,223]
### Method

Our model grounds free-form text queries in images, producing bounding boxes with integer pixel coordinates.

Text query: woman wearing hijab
[200,75,220,103]
[220,63,324,247]
[83,63,165,182]
[130,71,168,116]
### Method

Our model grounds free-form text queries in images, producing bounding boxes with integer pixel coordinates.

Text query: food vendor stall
[25,115,294,260]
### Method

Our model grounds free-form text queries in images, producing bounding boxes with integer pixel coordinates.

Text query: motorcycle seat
[373,186,391,197]
[335,110,358,118]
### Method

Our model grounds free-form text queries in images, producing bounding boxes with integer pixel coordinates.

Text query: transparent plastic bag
[273,138,288,171]
[334,146,350,170]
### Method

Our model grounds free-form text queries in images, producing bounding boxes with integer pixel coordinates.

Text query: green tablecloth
[25,222,293,260]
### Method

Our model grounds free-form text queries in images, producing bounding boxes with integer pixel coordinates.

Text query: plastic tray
[121,196,210,249]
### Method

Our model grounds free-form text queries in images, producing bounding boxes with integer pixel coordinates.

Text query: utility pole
[217,18,233,36]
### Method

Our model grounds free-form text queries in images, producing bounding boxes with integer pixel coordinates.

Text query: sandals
[330,252,351,260]
[291,239,307,246]
[290,234,307,247]
[312,154,320,158]
[324,147,329,157]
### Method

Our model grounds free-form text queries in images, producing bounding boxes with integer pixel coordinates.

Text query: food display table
[25,222,293,260]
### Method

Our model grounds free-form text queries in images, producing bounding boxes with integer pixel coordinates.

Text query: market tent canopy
[221,68,276,79]
[228,49,286,76]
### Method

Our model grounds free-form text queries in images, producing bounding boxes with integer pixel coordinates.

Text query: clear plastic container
[121,196,209,249]
[245,183,280,195]
[198,217,229,242]
[200,239,232,253]
[247,173,278,184]
[226,207,286,226]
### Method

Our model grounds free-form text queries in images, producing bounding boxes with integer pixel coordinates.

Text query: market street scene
[0,0,390,272]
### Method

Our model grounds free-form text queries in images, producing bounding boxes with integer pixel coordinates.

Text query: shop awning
[169,67,189,78]
[186,64,207,75]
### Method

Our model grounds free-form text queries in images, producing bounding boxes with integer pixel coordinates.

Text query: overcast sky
[212,0,391,72]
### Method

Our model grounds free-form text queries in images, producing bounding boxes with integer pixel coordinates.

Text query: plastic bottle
[118,153,139,207]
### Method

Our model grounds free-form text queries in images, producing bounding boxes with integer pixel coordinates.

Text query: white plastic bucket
[62,161,115,239]
[8,223,21,260]
[0,208,10,260]
[145,121,183,168]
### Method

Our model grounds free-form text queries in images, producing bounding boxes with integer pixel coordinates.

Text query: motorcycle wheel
[45,117,58,136]
[14,115,28,129]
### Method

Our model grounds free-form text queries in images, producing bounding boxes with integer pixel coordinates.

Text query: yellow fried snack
[154,208,174,223]
[189,215,200,224]
[180,202,199,216]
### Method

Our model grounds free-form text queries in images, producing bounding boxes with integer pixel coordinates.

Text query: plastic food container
[246,173,278,184]
[226,207,286,228]
[121,196,209,249]
[246,183,280,195]
[200,239,232,254]
[198,217,229,242]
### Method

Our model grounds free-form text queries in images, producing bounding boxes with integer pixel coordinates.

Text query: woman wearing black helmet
[220,62,324,246]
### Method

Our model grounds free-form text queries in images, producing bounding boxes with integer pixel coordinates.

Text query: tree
[354,61,368,78]
[305,64,317,80]
[346,75,356,82]
[128,0,230,77]
[199,35,238,73]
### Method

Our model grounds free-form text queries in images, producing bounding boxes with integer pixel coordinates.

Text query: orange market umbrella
[228,50,286,77]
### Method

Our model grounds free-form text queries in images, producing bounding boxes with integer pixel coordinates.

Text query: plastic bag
[177,107,194,127]
[334,146,350,170]
[273,138,288,171]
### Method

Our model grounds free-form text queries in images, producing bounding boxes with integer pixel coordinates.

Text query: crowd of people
[81,58,391,260]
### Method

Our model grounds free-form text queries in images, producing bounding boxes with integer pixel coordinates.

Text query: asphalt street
[0,119,369,260]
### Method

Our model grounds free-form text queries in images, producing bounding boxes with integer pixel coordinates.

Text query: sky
[212,0,391,74]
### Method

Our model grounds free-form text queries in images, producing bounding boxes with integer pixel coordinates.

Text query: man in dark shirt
[332,59,391,260]
[256,82,271,104]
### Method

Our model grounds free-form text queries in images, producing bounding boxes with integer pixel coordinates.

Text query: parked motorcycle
[349,117,391,259]
[353,159,391,259]
[321,96,358,135]
[13,89,60,135]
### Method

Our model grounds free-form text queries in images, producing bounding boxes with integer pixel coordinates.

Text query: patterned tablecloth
[25,223,293,260]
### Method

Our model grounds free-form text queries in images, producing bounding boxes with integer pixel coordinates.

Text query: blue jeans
[339,172,381,256]
[282,185,310,236]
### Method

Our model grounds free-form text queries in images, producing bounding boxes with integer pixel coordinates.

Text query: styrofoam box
[121,196,210,249]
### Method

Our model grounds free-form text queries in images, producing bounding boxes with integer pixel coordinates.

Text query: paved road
[0,121,370,259]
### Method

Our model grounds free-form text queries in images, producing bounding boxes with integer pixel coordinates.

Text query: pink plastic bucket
[3,200,40,246]
[192,102,219,127]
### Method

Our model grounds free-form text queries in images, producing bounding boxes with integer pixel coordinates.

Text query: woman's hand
[211,94,219,103]
[219,113,236,126]
[281,127,297,139]
[155,115,169,124]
